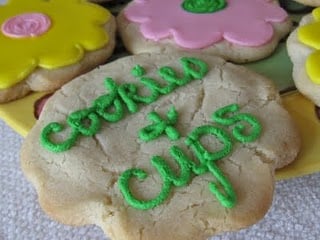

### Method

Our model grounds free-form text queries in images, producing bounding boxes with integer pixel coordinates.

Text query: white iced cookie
[21,53,300,240]
[287,8,320,106]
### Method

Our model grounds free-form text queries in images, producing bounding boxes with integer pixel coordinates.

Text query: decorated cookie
[287,8,320,106]
[21,53,300,240]
[117,0,292,63]
[0,0,116,103]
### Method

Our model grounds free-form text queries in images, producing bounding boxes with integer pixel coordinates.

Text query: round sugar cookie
[21,53,300,240]
[0,0,116,103]
[287,8,320,106]
[117,0,292,63]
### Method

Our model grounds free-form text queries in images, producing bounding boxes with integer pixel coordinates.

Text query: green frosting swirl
[182,0,227,14]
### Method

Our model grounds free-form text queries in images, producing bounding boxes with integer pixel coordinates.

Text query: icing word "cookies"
[40,57,208,152]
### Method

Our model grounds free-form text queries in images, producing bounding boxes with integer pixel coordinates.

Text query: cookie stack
[2,0,310,239]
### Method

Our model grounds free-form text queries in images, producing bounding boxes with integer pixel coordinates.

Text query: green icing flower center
[182,0,227,14]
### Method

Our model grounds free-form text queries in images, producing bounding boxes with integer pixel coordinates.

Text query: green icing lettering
[207,162,236,208]
[39,57,263,211]
[139,106,180,142]
[40,122,80,153]
[185,125,232,163]
[67,107,101,136]
[40,57,208,152]
[119,83,159,112]
[118,145,193,210]
[180,57,209,79]
[118,83,141,113]
[185,125,236,208]
[140,75,176,95]
[131,65,145,77]
[119,122,237,210]
[93,78,124,122]
[212,103,262,142]
[182,0,227,14]
[185,125,232,175]
[118,168,172,210]
[119,104,262,210]
[158,66,191,86]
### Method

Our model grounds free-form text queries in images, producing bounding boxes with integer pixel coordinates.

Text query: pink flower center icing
[1,12,51,38]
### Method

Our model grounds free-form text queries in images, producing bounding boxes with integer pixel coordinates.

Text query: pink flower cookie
[117,0,292,63]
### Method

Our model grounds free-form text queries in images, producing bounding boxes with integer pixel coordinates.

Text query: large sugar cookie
[287,8,320,106]
[21,53,300,240]
[117,0,292,63]
[0,0,116,103]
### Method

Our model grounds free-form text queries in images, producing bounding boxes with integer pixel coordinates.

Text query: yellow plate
[0,92,45,137]
[277,92,320,180]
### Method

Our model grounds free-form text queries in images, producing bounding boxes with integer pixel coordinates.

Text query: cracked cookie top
[20,53,300,240]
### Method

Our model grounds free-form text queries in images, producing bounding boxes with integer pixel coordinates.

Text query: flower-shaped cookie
[0,0,111,90]
[297,7,320,84]
[21,53,300,240]
[123,0,288,48]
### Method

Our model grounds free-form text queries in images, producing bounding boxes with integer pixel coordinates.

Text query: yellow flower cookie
[0,0,116,103]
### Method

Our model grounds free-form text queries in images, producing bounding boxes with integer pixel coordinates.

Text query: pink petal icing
[1,12,51,38]
[124,0,288,48]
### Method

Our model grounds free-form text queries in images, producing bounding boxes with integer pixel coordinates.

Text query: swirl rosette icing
[297,7,320,84]
[1,12,51,38]
[0,0,111,89]
[124,0,288,49]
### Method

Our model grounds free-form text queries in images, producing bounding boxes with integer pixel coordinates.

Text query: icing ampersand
[0,0,111,89]
[139,106,180,142]
[297,7,320,84]
[1,12,51,38]
[124,0,288,49]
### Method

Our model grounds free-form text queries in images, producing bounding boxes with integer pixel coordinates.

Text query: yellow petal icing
[313,7,320,21]
[298,7,320,84]
[306,51,320,84]
[0,0,110,89]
